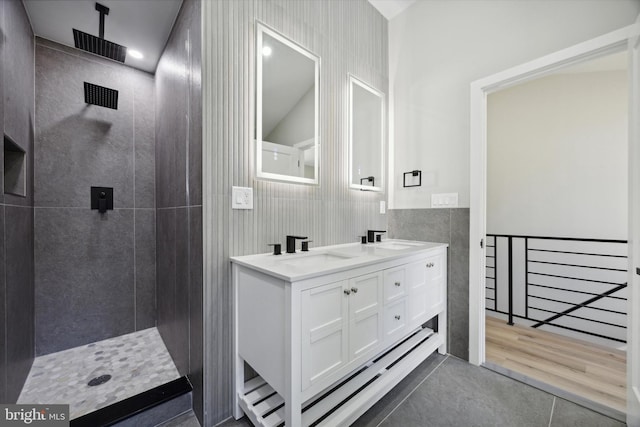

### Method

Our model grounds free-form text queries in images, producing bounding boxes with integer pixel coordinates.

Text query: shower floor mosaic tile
[17,328,180,419]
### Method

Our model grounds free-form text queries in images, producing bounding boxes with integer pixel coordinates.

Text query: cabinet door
[301,281,349,390]
[424,252,446,319]
[408,253,446,329]
[348,273,383,362]
[407,261,429,329]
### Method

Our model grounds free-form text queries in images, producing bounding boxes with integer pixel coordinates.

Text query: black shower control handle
[98,198,107,213]
[91,186,113,214]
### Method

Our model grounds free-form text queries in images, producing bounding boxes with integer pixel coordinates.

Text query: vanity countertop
[230,239,448,282]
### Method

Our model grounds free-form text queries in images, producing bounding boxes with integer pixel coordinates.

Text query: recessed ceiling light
[128,49,144,59]
[262,46,272,57]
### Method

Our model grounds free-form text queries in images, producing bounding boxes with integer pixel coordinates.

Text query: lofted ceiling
[367,0,416,20]
[23,0,183,73]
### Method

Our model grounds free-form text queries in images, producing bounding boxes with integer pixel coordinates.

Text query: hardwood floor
[485,315,626,413]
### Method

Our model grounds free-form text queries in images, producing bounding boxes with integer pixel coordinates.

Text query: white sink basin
[278,252,353,267]
[374,241,424,251]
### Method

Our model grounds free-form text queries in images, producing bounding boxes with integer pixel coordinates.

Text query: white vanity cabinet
[232,241,447,427]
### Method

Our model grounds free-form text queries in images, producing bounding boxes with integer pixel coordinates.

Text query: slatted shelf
[237,327,442,427]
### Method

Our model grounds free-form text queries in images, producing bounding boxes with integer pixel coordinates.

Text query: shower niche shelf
[4,134,27,197]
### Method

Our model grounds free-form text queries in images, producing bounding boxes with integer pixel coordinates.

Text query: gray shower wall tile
[34,208,135,355]
[0,0,5,206]
[33,38,157,354]
[135,209,156,330]
[134,74,156,209]
[156,208,180,367]
[5,206,35,403]
[156,0,202,419]
[3,0,34,160]
[189,206,203,421]
[174,207,191,375]
[0,205,6,403]
[3,0,35,207]
[155,21,189,209]
[35,42,138,209]
[188,1,202,208]
[156,206,196,376]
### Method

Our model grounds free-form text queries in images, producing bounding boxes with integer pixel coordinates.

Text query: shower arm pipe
[95,3,109,39]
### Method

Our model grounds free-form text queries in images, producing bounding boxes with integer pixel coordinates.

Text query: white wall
[487,70,627,239]
[266,86,315,146]
[388,0,640,209]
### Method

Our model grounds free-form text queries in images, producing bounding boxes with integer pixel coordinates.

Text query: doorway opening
[483,51,628,418]
[469,24,640,425]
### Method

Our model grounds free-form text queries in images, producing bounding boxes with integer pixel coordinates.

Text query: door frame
[469,25,635,367]
[627,14,640,426]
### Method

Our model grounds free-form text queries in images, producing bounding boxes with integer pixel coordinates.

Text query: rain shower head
[73,29,127,63]
[73,3,127,63]
[84,82,119,110]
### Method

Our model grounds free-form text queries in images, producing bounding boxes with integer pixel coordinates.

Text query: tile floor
[18,327,180,419]
[170,353,625,427]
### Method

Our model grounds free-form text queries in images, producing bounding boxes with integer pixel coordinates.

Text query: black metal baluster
[508,236,513,325]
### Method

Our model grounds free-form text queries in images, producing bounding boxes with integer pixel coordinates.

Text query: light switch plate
[431,193,458,208]
[232,186,253,209]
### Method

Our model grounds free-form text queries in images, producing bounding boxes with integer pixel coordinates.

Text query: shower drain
[88,374,112,387]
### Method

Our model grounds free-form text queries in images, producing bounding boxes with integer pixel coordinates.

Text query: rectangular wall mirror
[349,75,384,192]
[256,23,320,185]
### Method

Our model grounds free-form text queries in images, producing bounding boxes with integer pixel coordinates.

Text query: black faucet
[367,230,386,243]
[286,235,308,253]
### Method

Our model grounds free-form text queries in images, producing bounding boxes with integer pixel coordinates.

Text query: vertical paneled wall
[202,1,388,424]
[155,0,203,422]
[34,39,156,355]
[0,0,35,403]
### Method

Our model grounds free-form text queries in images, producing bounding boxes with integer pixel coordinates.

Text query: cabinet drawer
[383,266,406,303]
[384,298,408,343]
[425,252,444,281]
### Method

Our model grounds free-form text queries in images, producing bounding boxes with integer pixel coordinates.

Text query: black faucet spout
[367,230,386,243]
[286,235,308,253]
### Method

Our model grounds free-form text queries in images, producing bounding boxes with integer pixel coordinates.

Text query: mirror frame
[256,22,320,185]
[348,74,385,192]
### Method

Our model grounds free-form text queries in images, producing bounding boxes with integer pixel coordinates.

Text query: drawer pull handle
[426,262,435,268]
[394,281,401,287]
[394,315,401,320]
[351,287,358,294]
[344,289,351,295]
